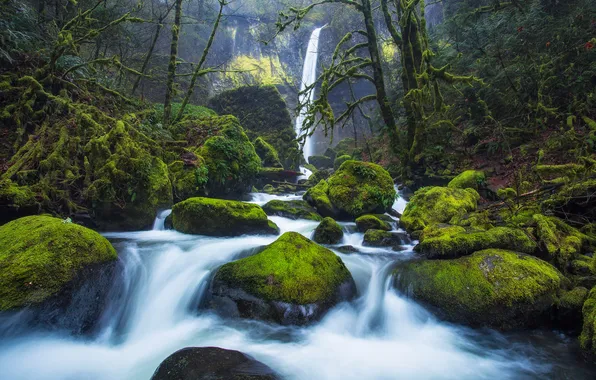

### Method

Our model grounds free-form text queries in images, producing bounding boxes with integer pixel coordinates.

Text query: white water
[0,193,590,379]
[296,26,325,161]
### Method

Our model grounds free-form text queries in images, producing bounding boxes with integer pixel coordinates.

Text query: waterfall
[296,26,325,161]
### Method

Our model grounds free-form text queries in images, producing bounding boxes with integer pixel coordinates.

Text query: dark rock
[308,155,333,170]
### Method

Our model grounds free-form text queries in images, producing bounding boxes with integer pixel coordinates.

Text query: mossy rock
[208,86,300,170]
[333,155,352,170]
[0,179,39,225]
[416,224,537,259]
[168,156,209,202]
[254,137,282,168]
[304,161,396,219]
[448,170,486,190]
[198,116,262,196]
[363,229,409,249]
[570,256,595,276]
[556,287,588,333]
[313,217,344,244]
[333,138,358,158]
[85,121,173,231]
[400,186,480,233]
[394,249,563,330]
[305,169,331,186]
[580,287,596,359]
[308,155,333,170]
[355,215,392,233]
[151,347,280,380]
[324,147,337,161]
[172,197,279,237]
[544,179,596,223]
[209,232,356,324]
[262,200,322,221]
[0,216,117,311]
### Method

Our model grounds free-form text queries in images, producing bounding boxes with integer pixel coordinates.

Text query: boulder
[0,179,39,225]
[151,347,279,380]
[580,287,596,359]
[254,137,283,168]
[168,156,208,202]
[305,169,331,186]
[395,249,563,329]
[172,197,279,236]
[400,186,480,232]
[308,155,333,170]
[333,155,351,170]
[208,232,356,324]
[448,170,486,190]
[303,161,396,219]
[324,147,337,161]
[313,217,344,244]
[355,215,392,233]
[415,224,537,259]
[556,287,588,333]
[262,200,322,221]
[363,229,409,249]
[0,216,118,333]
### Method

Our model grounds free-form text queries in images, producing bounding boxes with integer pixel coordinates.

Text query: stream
[0,189,594,379]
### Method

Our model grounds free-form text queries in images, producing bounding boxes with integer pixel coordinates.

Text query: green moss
[333,138,358,157]
[447,170,486,190]
[533,214,590,269]
[535,163,586,183]
[333,155,352,170]
[0,179,39,223]
[0,216,117,310]
[580,287,596,357]
[214,232,352,304]
[168,157,209,202]
[262,200,322,221]
[559,287,589,310]
[308,155,333,170]
[303,180,335,217]
[171,197,278,236]
[355,215,392,232]
[449,211,493,230]
[395,249,562,329]
[400,186,480,232]
[363,229,403,248]
[313,217,344,244]
[306,169,330,186]
[254,137,282,168]
[416,225,537,259]
[325,160,396,218]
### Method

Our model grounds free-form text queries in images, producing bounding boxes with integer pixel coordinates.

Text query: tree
[163,0,185,127]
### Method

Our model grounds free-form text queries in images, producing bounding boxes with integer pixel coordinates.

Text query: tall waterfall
[296,26,325,161]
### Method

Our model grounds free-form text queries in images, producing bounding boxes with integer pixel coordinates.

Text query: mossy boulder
[167,155,209,202]
[304,161,396,219]
[580,287,596,359]
[555,287,588,333]
[262,200,322,221]
[0,179,39,225]
[363,229,409,249]
[208,232,356,324]
[334,155,352,170]
[416,224,537,259]
[544,179,596,223]
[172,197,279,236]
[85,121,173,231]
[305,169,331,186]
[355,215,392,233]
[394,249,563,329]
[333,138,358,158]
[254,137,282,168]
[400,186,480,232]
[151,347,280,380]
[0,216,118,333]
[313,217,344,244]
[198,116,262,196]
[308,155,333,170]
[448,170,486,190]
[208,86,300,170]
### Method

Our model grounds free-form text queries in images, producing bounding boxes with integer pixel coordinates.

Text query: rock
[400,186,480,232]
[448,170,486,190]
[336,245,359,254]
[313,217,344,244]
[305,169,331,186]
[333,138,358,158]
[570,256,594,276]
[208,232,356,324]
[395,249,563,330]
[556,287,588,333]
[0,179,40,225]
[199,116,262,196]
[308,155,333,170]
[85,121,173,231]
[0,216,118,333]
[208,86,300,170]
[303,161,396,219]
[254,137,283,168]
[363,229,409,248]
[172,197,279,236]
[151,347,279,380]
[333,154,352,170]
[324,147,337,161]
[581,287,596,359]
[262,200,322,221]
[355,215,392,233]
[168,156,208,202]
[415,224,537,259]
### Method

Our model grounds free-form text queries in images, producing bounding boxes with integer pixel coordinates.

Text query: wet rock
[556,287,588,334]
[363,229,409,248]
[151,347,279,380]
[262,200,322,221]
[355,215,392,233]
[313,217,343,244]
[448,170,486,190]
[308,155,333,170]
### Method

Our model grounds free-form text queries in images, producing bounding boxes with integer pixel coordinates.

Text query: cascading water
[296,26,325,161]
[0,189,593,379]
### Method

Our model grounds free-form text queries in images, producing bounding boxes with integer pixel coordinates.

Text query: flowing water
[295,26,325,160]
[0,189,594,379]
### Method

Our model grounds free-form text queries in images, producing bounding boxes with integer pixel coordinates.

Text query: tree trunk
[163,0,184,127]
[132,22,163,95]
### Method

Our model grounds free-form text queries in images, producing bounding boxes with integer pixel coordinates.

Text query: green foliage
[313,217,344,244]
[0,215,117,310]
[214,232,352,304]
[0,1,40,64]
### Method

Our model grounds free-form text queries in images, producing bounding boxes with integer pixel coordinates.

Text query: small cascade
[296,26,325,161]
[152,209,172,231]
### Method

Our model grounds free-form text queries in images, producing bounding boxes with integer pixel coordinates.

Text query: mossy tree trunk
[163,0,184,127]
